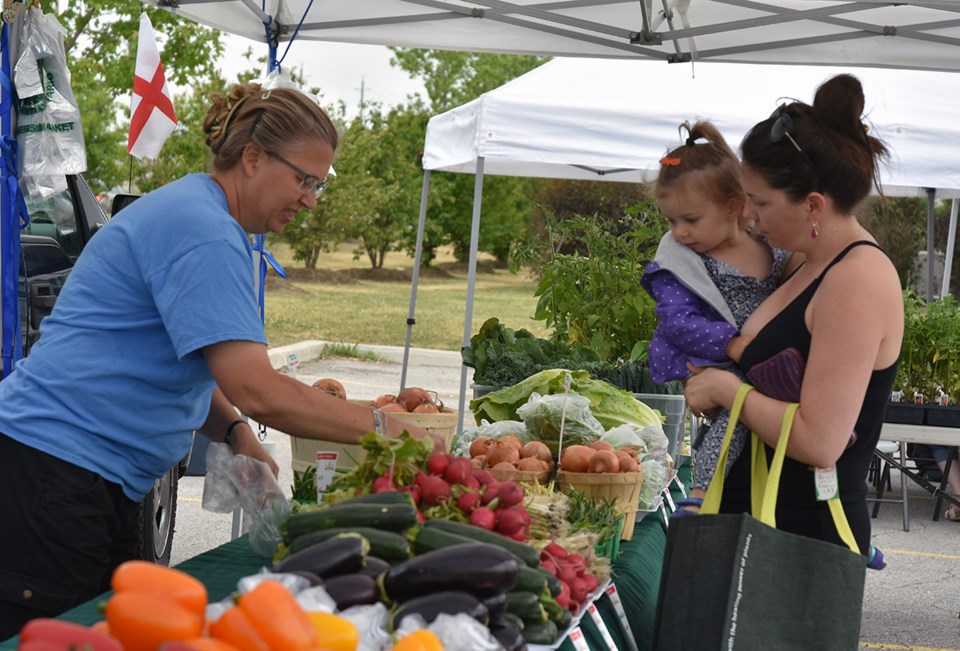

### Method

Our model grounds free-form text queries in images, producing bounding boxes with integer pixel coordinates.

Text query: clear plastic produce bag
[202,442,291,556]
[14,7,87,199]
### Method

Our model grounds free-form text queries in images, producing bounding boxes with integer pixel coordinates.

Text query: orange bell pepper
[111,560,208,615]
[390,630,444,651]
[105,591,204,651]
[180,637,244,651]
[18,619,122,651]
[209,606,271,651]
[237,580,317,651]
[306,612,359,651]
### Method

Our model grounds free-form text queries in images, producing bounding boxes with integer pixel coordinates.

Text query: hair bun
[812,74,865,137]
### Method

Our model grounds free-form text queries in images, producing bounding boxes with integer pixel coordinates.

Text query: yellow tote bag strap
[828,498,860,553]
[750,433,769,517]
[757,403,861,554]
[757,403,799,527]
[702,383,754,515]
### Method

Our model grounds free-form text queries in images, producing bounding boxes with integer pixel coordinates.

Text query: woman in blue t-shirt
[0,82,442,638]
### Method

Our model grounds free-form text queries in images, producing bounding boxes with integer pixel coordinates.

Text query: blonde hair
[203,83,338,170]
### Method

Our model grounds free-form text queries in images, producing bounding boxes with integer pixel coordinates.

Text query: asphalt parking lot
[171,341,960,650]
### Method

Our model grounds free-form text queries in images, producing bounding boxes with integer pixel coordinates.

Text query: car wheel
[138,466,178,565]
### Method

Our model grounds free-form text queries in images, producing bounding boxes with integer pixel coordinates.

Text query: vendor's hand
[684,364,742,418]
[233,429,280,479]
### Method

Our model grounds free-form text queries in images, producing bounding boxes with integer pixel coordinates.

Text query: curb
[267,340,463,371]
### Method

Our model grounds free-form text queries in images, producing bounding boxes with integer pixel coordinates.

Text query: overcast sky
[220,34,427,118]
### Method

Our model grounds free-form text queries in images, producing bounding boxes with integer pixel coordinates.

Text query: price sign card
[315,451,339,501]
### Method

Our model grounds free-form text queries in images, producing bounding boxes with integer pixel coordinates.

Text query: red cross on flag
[128,13,177,160]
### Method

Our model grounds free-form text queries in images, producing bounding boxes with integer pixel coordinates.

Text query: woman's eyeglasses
[267,151,329,197]
[769,105,824,194]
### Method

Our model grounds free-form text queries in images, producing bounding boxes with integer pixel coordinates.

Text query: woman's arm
[198,388,280,476]
[685,249,902,467]
[202,340,447,450]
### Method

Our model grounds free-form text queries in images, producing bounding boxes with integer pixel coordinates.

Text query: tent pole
[927,188,936,300]
[941,198,959,299]
[457,158,485,434]
[401,170,431,390]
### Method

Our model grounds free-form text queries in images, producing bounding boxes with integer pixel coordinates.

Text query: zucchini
[506,591,547,625]
[422,519,541,568]
[288,526,411,562]
[412,525,476,556]
[281,503,418,543]
[523,619,559,645]
[322,573,382,610]
[273,534,368,578]
[382,543,520,602]
[515,565,548,595]
[327,492,415,507]
[482,591,508,618]
[539,567,563,597]
[541,593,572,627]
[392,591,488,630]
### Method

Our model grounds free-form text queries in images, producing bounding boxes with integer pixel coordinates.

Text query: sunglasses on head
[769,105,824,194]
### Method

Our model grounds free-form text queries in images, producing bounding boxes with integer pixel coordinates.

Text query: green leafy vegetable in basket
[470,368,664,431]
[291,466,317,502]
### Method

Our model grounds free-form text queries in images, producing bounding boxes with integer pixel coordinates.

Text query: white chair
[867,440,910,532]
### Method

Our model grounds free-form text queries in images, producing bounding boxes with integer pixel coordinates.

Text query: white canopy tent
[148,1,960,72]
[413,58,960,427]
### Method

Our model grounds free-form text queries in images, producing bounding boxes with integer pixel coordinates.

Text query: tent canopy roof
[149,1,960,72]
[422,58,960,198]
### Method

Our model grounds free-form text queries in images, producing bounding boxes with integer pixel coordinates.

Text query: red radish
[469,507,496,531]
[541,542,569,561]
[481,482,501,505]
[583,572,598,593]
[513,506,531,527]
[420,475,452,506]
[506,526,528,542]
[556,561,577,585]
[372,476,397,493]
[496,507,527,536]
[463,475,481,490]
[472,469,497,486]
[414,471,429,490]
[456,492,481,514]
[541,559,558,576]
[399,484,421,505]
[497,481,524,508]
[566,553,586,575]
[568,600,581,613]
[444,457,473,485]
[426,453,451,476]
[555,581,571,608]
[416,511,427,523]
[570,576,589,603]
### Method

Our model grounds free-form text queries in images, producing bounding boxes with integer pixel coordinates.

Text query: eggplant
[288,570,324,586]
[322,573,382,610]
[383,542,520,602]
[391,590,489,630]
[273,534,368,578]
[489,613,527,651]
[483,591,508,618]
[357,556,391,578]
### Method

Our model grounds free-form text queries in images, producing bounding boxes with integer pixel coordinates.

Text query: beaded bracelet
[370,406,386,434]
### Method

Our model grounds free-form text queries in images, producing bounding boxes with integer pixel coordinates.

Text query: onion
[470,436,494,458]
[486,441,521,467]
[587,450,620,473]
[397,387,431,412]
[312,378,346,400]
[560,445,594,473]
[517,457,549,472]
[521,441,552,463]
[413,402,440,413]
[378,402,407,413]
[497,435,524,451]
[372,394,397,408]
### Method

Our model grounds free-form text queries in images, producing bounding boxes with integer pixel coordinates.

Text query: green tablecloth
[2,464,692,650]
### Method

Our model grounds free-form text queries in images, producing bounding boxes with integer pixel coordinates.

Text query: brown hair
[740,74,889,213]
[656,121,744,213]
[203,83,338,170]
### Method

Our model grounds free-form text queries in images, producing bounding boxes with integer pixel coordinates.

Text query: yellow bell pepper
[390,630,444,651]
[305,612,359,651]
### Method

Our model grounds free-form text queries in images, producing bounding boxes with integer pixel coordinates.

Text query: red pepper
[18,619,123,651]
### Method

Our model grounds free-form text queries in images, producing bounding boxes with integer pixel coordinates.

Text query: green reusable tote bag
[652,385,866,651]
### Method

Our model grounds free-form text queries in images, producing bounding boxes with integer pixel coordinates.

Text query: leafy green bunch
[896,290,960,402]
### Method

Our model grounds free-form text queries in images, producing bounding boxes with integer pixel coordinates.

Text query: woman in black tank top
[682,74,904,556]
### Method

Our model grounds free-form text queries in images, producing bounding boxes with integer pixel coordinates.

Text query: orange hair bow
[659,157,682,166]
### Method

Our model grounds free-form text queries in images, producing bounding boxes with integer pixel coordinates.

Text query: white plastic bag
[202,441,291,557]
[14,8,86,199]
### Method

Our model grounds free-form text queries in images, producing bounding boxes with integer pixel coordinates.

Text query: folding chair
[867,440,910,532]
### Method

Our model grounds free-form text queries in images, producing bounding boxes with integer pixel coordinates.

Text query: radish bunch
[539,541,600,613]
[374,452,534,541]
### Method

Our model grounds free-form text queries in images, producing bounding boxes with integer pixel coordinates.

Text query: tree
[389,49,546,263]
[49,1,223,193]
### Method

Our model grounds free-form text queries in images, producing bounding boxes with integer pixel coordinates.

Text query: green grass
[263,242,551,351]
